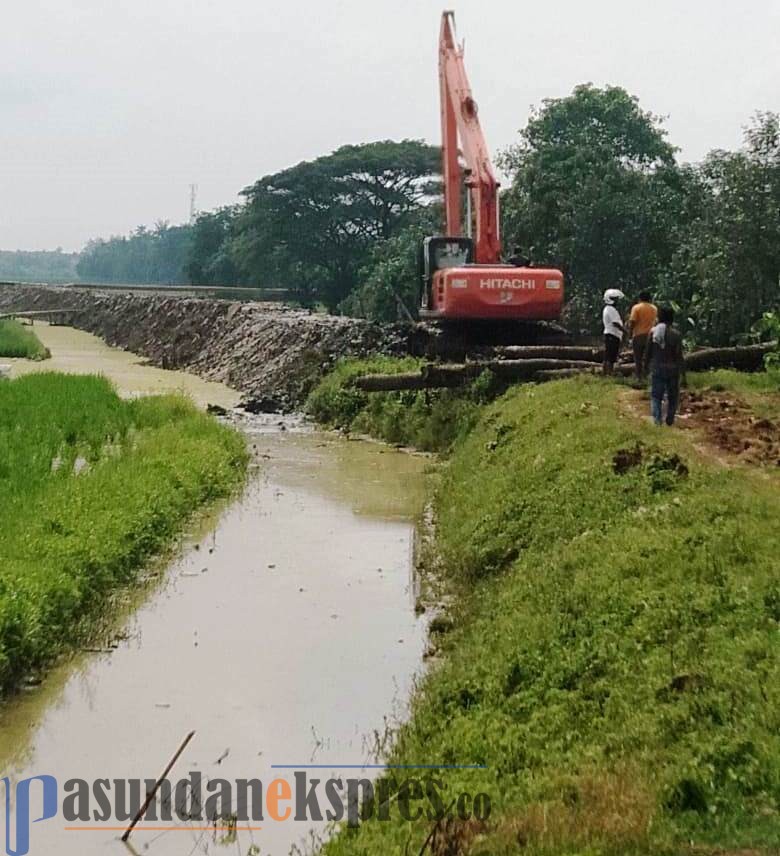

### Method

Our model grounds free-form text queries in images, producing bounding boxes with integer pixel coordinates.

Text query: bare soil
[676,389,780,466]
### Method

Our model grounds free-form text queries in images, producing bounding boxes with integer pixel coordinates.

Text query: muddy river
[0,326,429,855]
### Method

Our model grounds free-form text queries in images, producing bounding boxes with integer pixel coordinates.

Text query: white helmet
[603,288,625,305]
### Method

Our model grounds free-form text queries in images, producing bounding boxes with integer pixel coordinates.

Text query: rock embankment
[0,284,409,410]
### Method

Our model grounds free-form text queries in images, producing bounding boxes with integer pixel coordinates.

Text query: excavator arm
[439,10,501,264]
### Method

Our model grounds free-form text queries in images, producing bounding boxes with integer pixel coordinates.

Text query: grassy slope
[0,319,49,359]
[318,370,780,855]
[0,373,247,693]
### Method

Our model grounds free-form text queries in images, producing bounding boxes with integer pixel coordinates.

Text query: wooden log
[351,342,776,394]
[532,367,601,379]
[684,342,775,372]
[356,359,624,392]
[354,373,428,392]
[486,358,610,378]
[495,345,603,362]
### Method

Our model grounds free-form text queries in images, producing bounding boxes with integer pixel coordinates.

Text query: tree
[658,113,780,344]
[341,220,436,322]
[232,140,441,311]
[185,207,240,286]
[498,84,684,330]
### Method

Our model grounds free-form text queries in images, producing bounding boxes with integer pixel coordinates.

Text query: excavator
[419,11,564,324]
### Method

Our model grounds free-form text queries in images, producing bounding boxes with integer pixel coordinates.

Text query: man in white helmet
[602,288,625,375]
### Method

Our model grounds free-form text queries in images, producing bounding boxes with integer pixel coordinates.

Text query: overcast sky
[1,0,778,252]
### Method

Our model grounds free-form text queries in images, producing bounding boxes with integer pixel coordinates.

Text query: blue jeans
[651,371,680,425]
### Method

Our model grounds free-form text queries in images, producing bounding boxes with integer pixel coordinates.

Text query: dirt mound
[678,390,780,466]
[612,441,689,491]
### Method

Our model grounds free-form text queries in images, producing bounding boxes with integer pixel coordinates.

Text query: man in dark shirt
[647,305,685,426]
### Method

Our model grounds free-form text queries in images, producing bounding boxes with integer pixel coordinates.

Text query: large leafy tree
[498,84,684,330]
[231,140,440,311]
[658,112,780,344]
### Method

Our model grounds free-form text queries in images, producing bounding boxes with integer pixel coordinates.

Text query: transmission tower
[189,183,198,224]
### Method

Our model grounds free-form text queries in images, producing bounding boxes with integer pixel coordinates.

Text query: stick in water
[121,730,196,842]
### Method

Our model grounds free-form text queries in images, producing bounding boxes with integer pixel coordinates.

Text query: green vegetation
[500,90,779,345]
[0,373,247,694]
[77,221,193,284]
[305,356,496,452]
[340,221,435,322]
[233,140,440,311]
[0,249,79,283]
[0,319,49,359]
[185,206,241,286]
[319,369,780,855]
[76,102,778,338]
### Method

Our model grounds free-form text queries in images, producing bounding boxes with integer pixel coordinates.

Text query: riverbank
[3,321,242,407]
[0,372,247,695]
[311,362,780,854]
[0,283,412,410]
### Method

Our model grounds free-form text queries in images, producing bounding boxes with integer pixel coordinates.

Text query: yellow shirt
[629,301,657,337]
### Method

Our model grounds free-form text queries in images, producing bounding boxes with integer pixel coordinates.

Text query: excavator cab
[419,236,474,311]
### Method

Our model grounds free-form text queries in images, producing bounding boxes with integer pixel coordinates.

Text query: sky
[1,0,778,252]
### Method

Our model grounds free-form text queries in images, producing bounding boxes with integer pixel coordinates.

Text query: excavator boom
[439,10,501,263]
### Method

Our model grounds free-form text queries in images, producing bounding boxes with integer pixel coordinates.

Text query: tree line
[74,87,778,345]
[0,249,79,283]
[76,222,193,285]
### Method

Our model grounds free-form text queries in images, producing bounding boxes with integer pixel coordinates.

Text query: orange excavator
[419,11,564,322]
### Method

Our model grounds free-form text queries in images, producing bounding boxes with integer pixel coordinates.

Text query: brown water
[0,332,429,856]
[3,322,240,408]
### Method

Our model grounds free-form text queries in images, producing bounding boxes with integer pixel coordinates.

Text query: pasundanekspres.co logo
[2,768,491,855]
[2,776,58,856]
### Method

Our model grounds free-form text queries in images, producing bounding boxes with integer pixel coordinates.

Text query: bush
[306,357,496,452]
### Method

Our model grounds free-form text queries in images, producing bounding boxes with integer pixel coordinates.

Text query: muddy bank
[0,283,411,410]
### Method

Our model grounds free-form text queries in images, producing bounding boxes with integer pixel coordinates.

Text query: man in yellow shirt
[628,291,657,380]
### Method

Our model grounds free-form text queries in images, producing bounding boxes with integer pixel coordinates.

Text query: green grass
[305,356,497,452]
[0,373,247,694]
[321,375,780,855]
[0,319,49,359]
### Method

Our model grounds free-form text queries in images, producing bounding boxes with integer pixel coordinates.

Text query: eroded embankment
[309,365,780,856]
[0,284,410,410]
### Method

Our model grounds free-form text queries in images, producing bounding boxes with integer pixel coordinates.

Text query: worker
[507,246,531,267]
[647,305,685,426]
[602,289,626,375]
[627,291,657,380]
